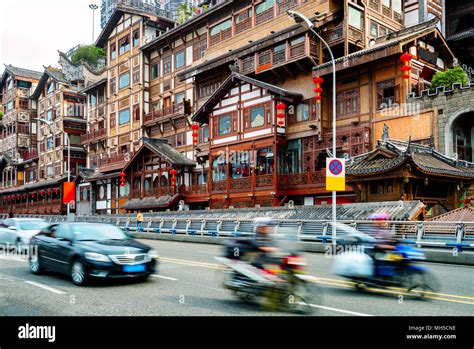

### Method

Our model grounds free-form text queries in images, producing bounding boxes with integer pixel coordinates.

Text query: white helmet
[253,217,278,232]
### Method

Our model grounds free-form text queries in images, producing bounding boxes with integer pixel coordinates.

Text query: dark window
[337,89,359,117]
[151,63,160,79]
[110,44,116,59]
[377,79,399,109]
[193,39,207,61]
[119,36,130,55]
[133,30,140,47]
[163,56,172,75]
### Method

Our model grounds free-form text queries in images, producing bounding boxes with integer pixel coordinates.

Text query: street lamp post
[288,10,338,248]
[35,118,71,216]
[89,4,99,43]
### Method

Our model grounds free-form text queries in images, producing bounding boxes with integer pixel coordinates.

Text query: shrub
[430,66,468,91]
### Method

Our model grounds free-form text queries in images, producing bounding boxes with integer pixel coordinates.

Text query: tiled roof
[115,200,424,221]
[428,206,474,222]
[121,195,181,210]
[124,138,194,171]
[0,175,68,195]
[347,139,474,179]
[3,64,43,80]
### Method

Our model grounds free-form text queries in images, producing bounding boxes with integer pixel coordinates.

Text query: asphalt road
[0,239,473,316]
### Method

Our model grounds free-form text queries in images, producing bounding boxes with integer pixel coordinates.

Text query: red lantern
[401,65,412,72]
[277,113,285,119]
[277,120,284,126]
[313,76,324,85]
[170,169,177,176]
[402,74,411,79]
[315,95,322,101]
[191,124,199,131]
[400,53,412,63]
[276,102,286,110]
[314,87,323,94]
[192,132,199,138]
[119,172,126,187]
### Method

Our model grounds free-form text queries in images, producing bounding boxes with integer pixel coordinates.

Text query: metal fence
[6,213,474,251]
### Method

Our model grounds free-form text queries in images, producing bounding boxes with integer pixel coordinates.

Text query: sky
[0,0,102,73]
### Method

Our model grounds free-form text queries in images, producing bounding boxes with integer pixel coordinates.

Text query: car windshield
[71,224,129,241]
[18,220,48,231]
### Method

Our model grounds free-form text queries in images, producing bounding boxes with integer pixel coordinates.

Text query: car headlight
[84,252,111,262]
[147,249,158,260]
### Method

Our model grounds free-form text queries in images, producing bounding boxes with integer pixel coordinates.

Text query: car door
[39,224,62,270]
[54,224,75,273]
[47,224,74,273]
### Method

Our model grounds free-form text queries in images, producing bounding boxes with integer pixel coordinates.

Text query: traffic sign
[326,158,345,191]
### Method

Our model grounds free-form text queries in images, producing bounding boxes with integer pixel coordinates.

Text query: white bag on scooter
[332,251,374,278]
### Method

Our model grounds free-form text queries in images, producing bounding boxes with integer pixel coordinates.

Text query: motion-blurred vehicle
[29,222,158,286]
[333,223,439,297]
[0,218,48,249]
[216,238,318,314]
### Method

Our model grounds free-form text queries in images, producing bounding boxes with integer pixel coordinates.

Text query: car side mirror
[8,226,17,231]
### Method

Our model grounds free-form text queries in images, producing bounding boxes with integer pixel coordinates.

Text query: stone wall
[408,82,474,156]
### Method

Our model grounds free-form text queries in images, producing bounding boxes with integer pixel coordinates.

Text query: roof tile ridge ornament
[405,136,412,156]
[381,123,389,143]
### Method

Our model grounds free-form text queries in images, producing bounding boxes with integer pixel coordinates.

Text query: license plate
[123,264,146,273]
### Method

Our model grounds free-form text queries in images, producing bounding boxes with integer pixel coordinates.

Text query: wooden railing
[81,128,106,145]
[369,0,380,11]
[144,103,184,126]
[209,27,232,47]
[235,17,252,34]
[21,149,38,161]
[348,26,363,44]
[98,152,131,169]
[322,24,344,45]
[240,56,255,74]
[186,184,209,195]
[230,177,252,191]
[278,171,326,189]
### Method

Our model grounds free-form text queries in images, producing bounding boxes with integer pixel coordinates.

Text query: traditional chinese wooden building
[346,134,474,217]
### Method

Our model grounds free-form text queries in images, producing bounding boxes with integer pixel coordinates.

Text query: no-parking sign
[326,158,345,191]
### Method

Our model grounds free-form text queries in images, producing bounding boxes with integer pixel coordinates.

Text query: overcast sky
[0,0,102,73]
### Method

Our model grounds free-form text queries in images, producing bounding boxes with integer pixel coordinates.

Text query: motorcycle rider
[244,217,279,269]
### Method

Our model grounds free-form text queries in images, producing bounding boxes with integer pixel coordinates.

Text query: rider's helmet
[253,217,278,235]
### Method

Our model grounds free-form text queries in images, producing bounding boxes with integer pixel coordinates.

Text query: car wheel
[29,253,43,275]
[71,260,88,286]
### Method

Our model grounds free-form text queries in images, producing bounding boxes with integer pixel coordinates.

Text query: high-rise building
[100,0,173,29]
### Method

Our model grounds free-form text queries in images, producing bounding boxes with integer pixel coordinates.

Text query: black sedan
[29,222,158,285]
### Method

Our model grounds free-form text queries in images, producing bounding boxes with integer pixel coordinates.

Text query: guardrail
[7,214,474,251]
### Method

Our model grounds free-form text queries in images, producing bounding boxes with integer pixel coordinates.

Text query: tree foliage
[176,3,196,25]
[71,45,106,67]
[431,66,469,91]
[0,111,3,120]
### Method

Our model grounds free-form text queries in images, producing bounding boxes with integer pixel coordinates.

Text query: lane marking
[160,256,474,306]
[307,303,373,317]
[0,256,27,263]
[196,251,217,255]
[24,281,66,295]
[152,274,178,281]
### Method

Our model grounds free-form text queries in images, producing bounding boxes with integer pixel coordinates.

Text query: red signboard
[63,182,76,204]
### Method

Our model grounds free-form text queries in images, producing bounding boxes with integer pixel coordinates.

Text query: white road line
[0,256,27,262]
[307,303,373,317]
[24,281,66,295]
[196,251,217,255]
[152,274,179,281]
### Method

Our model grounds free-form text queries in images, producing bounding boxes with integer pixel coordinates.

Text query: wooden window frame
[175,49,186,71]
[193,38,207,62]
[336,88,359,118]
[243,102,272,131]
[163,56,172,75]
[213,112,237,139]
[376,79,400,109]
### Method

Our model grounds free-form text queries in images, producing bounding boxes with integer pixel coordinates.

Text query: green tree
[430,66,469,91]
[176,3,195,25]
[0,111,3,121]
[71,45,106,67]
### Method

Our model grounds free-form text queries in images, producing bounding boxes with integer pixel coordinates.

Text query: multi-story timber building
[0,0,465,215]
[0,65,42,191]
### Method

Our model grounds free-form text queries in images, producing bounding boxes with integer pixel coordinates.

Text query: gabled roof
[313,19,454,75]
[0,64,42,90]
[96,6,175,48]
[121,194,181,210]
[123,138,195,171]
[31,67,68,100]
[347,139,474,179]
[428,206,474,222]
[192,73,303,124]
[80,78,107,94]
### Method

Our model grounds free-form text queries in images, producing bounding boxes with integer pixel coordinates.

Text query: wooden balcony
[209,27,232,47]
[243,35,318,75]
[321,24,344,45]
[81,128,106,145]
[256,7,274,25]
[144,103,184,127]
[277,0,298,14]
[278,171,326,189]
[21,149,38,161]
[98,152,131,172]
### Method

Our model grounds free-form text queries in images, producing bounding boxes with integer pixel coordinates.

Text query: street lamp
[89,4,99,43]
[34,118,71,216]
[288,10,338,248]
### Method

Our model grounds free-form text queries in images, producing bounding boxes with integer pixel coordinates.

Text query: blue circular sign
[329,159,343,175]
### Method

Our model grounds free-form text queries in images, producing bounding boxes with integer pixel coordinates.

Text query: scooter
[215,249,319,314]
[333,243,439,297]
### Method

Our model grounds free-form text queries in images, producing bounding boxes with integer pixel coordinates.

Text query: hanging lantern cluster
[313,76,324,102]
[400,53,413,80]
[119,172,126,187]
[276,101,286,127]
[192,124,200,144]
[170,169,178,189]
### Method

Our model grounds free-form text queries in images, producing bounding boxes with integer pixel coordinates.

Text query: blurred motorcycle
[333,241,439,298]
[215,242,319,314]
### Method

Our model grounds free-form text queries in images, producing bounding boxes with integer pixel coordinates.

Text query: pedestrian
[136,211,144,232]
